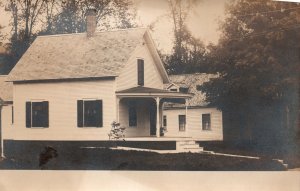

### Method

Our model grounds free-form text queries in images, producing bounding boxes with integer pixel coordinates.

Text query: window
[26,101,49,128]
[202,114,211,130]
[178,115,186,131]
[170,88,178,92]
[128,105,137,127]
[77,100,103,127]
[179,87,189,93]
[137,59,144,86]
[163,115,167,127]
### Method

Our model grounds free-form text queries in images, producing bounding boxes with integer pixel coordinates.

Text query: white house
[0,11,223,146]
[163,74,223,141]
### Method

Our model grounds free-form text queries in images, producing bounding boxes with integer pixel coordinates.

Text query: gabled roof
[0,75,13,102]
[116,86,192,98]
[165,73,218,107]
[117,86,172,94]
[8,28,169,83]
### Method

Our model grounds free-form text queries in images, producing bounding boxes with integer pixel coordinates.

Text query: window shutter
[12,106,14,124]
[77,100,83,127]
[137,59,144,86]
[43,101,49,128]
[26,102,31,128]
[96,100,103,127]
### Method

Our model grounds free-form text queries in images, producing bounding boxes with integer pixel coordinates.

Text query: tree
[163,0,209,74]
[0,25,5,47]
[164,27,208,74]
[200,0,300,146]
[5,0,48,70]
[3,0,136,73]
[47,0,136,34]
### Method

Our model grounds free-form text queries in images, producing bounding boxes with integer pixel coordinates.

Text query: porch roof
[116,86,192,98]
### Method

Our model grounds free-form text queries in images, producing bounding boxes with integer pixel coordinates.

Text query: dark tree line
[200,0,300,147]
[163,0,299,150]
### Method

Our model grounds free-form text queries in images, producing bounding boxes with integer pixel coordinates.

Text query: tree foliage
[2,0,136,73]
[164,0,210,74]
[43,0,136,35]
[5,0,47,65]
[200,0,300,143]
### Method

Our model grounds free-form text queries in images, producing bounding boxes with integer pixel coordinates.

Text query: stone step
[184,146,203,150]
[178,147,204,153]
[178,143,199,147]
[180,140,196,144]
[178,144,201,149]
[176,141,196,147]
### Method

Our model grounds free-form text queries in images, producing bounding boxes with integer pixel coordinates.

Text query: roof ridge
[38,27,148,38]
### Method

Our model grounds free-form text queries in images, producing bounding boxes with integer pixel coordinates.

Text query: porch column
[185,98,188,135]
[156,97,160,137]
[116,97,120,122]
[0,105,4,158]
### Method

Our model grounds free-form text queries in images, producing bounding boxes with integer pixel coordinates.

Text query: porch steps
[176,140,203,153]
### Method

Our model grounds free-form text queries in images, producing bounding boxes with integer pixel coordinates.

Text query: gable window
[202,114,211,130]
[163,115,167,127]
[196,85,202,91]
[77,100,103,127]
[137,59,144,86]
[26,101,49,128]
[178,115,186,131]
[179,87,189,93]
[128,105,137,127]
[170,88,178,92]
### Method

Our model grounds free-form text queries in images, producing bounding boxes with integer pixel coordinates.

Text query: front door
[149,103,156,136]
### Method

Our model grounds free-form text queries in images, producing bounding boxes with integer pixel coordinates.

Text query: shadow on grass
[0,147,286,171]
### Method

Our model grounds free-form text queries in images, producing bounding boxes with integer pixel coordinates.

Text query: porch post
[156,97,160,137]
[116,97,120,122]
[0,105,4,158]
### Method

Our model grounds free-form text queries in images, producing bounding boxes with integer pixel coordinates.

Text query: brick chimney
[86,8,97,37]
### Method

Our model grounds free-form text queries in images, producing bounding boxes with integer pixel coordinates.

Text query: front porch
[116,86,192,138]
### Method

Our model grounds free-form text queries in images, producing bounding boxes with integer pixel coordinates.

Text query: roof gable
[8,28,147,82]
[166,73,218,107]
[143,30,169,84]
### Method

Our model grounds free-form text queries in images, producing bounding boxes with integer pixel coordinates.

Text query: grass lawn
[0,147,286,171]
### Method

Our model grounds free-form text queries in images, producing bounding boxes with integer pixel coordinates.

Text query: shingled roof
[165,73,218,108]
[8,28,148,82]
[0,75,13,102]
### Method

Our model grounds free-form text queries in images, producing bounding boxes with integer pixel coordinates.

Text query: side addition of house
[163,74,223,141]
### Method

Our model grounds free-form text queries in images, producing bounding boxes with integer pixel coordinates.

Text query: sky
[135,0,227,52]
[0,0,227,53]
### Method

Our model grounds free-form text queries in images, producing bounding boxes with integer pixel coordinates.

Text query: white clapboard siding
[119,99,151,137]
[12,79,116,140]
[163,107,223,140]
[116,42,164,91]
[1,105,14,139]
